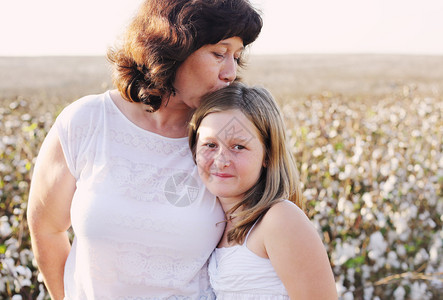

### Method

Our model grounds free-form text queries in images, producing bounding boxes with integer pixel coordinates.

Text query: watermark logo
[164,172,200,207]
[216,116,254,148]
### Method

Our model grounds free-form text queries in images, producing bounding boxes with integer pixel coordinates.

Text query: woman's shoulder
[61,91,109,115]
[56,91,110,125]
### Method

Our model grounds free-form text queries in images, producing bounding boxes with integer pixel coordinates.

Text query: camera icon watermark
[216,116,255,149]
[164,172,200,207]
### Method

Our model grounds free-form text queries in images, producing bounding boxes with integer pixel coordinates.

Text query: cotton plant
[285,86,442,298]
[1,85,442,298]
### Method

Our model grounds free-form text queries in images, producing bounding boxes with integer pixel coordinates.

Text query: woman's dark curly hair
[107,0,263,112]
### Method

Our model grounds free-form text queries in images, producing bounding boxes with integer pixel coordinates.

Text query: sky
[1,0,443,56]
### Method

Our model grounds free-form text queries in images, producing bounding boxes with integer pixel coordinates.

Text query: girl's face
[196,109,265,206]
[173,37,244,109]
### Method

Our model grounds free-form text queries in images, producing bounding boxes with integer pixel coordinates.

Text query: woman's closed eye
[212,52,224,59]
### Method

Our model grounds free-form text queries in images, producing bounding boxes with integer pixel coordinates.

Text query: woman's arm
[263,201,338,300]
[27,127,76,300]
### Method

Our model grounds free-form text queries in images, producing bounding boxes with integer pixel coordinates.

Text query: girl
[189,82,338,299]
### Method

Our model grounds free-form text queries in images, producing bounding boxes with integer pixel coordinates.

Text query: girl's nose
[214,149,231,169]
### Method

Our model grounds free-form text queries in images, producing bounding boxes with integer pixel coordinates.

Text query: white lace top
[55,91,225,299]
[208,220,289,299]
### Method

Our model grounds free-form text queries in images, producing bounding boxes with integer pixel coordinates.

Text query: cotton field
[0,55,442,299]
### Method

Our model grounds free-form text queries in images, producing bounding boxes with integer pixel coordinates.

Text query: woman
[27,1,262,299]
[189,82,338,299]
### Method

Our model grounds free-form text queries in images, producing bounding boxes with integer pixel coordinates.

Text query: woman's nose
[219,57,237,83]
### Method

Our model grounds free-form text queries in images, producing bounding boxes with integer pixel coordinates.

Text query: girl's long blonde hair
[189,82,303,244]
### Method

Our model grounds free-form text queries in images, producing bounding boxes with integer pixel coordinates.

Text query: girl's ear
[262,149,269,168]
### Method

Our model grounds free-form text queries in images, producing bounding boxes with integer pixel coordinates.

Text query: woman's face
[173,37,244,109]
[196,109,265,205]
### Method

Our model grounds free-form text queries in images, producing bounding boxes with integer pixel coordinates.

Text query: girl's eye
[233,144,245,150]
[206,143,217,149]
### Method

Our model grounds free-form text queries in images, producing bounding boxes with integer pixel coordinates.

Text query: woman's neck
[110,90,193,138]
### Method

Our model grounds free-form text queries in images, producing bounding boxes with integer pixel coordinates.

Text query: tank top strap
[243,216,263,245]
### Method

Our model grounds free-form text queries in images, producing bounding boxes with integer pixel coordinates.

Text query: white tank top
[208,219,289,299]
[55,91,225,299]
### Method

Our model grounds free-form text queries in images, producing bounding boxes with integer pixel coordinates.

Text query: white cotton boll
[15,265,27,276]
[414,249,429,266]
[363,286,374,300]
[313,147,322,157]
[426,219,437,228]
[36,284,47,300]
[361,207,374,222]
[310,164,319,172]
[380,163,390,177]
[418,210,429,221]
[3,257,16,275]
[368,231,387,260]
[5,237,19,253]
[0,277,5,293]
[329,129,337,138]
[361,265,371,281]
[376,212,387,228]
[19,249,33,266]
[0,221,12,237]
[362,193,373,208]
[331,241,357,266]
[19,278,32,288]
[347,268,355,284]
[392,212,408,236]
[11,295,22,300]
[401,262,408,270]
[345,164,354,177]
[429,234,442,264]
[329,163,339,176]
[335,277,346,297]
[387,231,399,245]
[390,157,399,170]
[393,286,406,300]
[382,175,397,194]
[406,205,418,219]
[337,197,347,213]
[410,281,431,300]
[375,257,387,269]
[336,152,345,167]
[303,188,315,201]
[387,251,400,268]
[343,291,354,300]
[372,148,383,160]
[396,244,406,257]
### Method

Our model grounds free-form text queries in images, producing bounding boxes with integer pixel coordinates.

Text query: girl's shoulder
[260,200,313,236]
